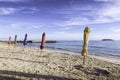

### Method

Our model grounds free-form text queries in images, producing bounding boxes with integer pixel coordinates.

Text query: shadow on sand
[74,65,110,77]
[0,57,45,64]
[0,70,77,80]
[0,75,21,80]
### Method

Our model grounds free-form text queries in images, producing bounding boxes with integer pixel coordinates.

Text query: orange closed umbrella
[81,27,90,65]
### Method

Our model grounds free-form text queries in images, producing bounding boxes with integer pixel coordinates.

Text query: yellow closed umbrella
[81,27,90,65]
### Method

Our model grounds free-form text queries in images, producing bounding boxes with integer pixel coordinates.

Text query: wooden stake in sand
[14,35,17,47]
[81,27,90,65]
[8,36,11,50]
[40,32,46,55]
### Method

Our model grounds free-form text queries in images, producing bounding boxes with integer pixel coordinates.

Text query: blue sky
[0,0,120,40]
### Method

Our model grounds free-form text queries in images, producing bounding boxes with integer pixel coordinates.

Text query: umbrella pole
[41,49,42,56]
[14,44,16,48]
[23,46,25,53]
[38,48,40,54]
[8,44,10,50]
[83,56,86,65]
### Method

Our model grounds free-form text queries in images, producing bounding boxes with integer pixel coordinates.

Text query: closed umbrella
[23,34,27,46]
[8,36,11,50]
[40,32,46,54]
[14,35,17,46]
[8,36,11,45]
[81,27,90,65]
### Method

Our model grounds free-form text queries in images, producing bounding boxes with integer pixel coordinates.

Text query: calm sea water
[17,41,120,56]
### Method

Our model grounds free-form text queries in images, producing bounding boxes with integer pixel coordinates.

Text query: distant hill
[101,39,114,41]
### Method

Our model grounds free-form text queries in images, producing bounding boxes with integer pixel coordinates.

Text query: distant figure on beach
[23,34,27,46]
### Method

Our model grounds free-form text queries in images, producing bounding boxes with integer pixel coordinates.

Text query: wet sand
[0,42,120,80]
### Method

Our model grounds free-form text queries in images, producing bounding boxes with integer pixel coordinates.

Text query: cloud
[20,7,39,13]
[47,31,83,40]
[110,27,120,32]
[0,7,39,15]
[100,1,120,20]
[53,0,120,26]
[0,8,16,15]
[60,27,74,30]
[0,23,43,31]
[0,0,27,2]
[94,0,113,2]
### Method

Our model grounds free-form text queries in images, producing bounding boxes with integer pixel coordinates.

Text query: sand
[0,42,120,80]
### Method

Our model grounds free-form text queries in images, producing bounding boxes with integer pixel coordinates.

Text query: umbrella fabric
[23,34,27,46]
[14,35,17,44]
[40,32,46,49]
[8,36,11,44]
[81,27,90,56]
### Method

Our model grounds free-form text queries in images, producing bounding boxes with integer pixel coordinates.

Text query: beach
[0,42,120,80]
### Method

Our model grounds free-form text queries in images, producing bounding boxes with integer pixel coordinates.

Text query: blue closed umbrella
[23,34,27,46]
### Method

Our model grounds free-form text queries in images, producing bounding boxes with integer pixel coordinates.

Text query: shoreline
[17,43,120,65]
[42,48,120,64]
[0,42,120,80]
[15,42,120,64]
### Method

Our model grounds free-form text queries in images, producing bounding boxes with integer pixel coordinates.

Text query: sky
[0,0,120,40]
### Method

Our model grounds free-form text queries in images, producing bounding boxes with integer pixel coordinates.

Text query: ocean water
[17,40,120,56]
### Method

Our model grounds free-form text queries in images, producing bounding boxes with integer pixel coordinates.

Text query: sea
[17,40,120,56]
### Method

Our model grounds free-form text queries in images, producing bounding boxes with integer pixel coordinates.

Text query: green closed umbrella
[14,35,17,45]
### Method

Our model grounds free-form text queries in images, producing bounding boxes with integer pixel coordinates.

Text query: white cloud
[94,0,113,2]
[99,0,120,20]
[54,0,120,26]
[60,27,74,30]
[0,23,43,30]
[0,8,16,15]
[0,0,27,2]
[0,7,39,15]
[20,7,39,13]
[110,27,120,32]
[47,31,83,40]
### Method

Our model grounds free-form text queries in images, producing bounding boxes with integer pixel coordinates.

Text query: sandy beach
[0,42,120,80]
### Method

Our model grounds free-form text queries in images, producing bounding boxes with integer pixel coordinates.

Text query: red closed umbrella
[40,32,46,55]
[40,32,46,49]
[8,36,11,45]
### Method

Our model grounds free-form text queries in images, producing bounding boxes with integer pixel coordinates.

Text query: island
[101,39,114,41]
